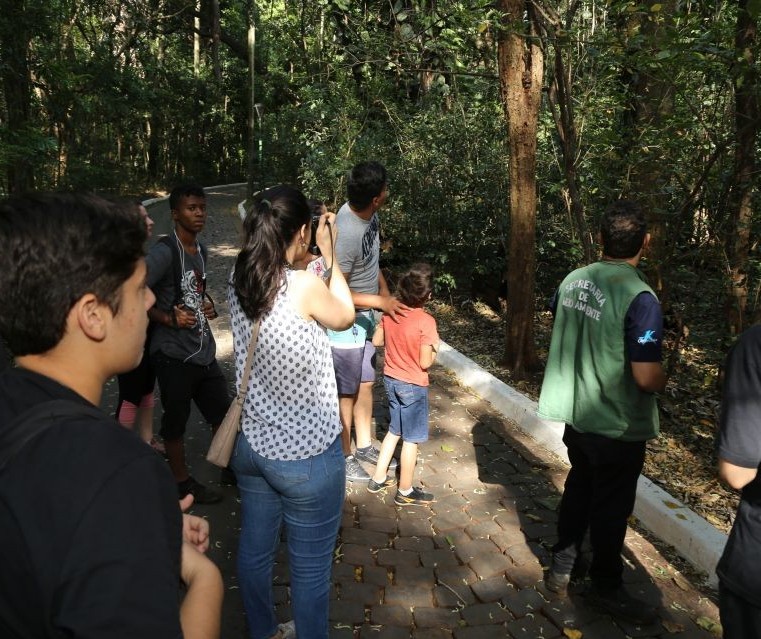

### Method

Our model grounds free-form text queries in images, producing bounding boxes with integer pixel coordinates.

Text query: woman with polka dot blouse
[228,185,355,639]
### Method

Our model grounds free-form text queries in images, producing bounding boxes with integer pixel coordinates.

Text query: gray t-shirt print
[334,202,380,297]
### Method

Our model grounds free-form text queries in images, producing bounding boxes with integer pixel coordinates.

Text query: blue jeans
[231,433,345,639]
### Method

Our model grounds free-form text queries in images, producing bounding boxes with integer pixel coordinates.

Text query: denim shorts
[384,376,429,443]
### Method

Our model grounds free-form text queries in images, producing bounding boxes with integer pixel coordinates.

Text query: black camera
[309,214,322,256]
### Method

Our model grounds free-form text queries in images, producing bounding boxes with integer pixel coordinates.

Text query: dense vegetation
[1,1,759,526]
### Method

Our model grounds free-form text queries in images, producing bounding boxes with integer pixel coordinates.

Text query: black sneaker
[178,476,223,504]
[345,455,371,482]
[355,445,398,470]
[394,487,435,506]
[220,466,237,486]
[585,586,658,625]
[367,477,397,493]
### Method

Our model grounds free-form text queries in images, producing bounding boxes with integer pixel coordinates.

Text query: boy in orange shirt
[369,263,440,505]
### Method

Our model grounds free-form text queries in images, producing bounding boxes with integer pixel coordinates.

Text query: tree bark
[498,0,543,377]
[726,0,759,334]
[0,0,34,192]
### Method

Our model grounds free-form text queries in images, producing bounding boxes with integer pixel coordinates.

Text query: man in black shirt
[717,325,761,638]
[0,193,222,638]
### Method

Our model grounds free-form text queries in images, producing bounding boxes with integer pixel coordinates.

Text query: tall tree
[726,0,760,333]
[497,0,543,376]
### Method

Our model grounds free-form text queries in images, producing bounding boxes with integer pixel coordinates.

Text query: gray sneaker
[345,455,371,482]
[355,445,398,470]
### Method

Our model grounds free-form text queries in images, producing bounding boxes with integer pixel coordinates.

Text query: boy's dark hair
[0,192,146,356]
[396,263,434,308]
[347,161,387,210]
[169,183,205,211]
[600,200,647,259]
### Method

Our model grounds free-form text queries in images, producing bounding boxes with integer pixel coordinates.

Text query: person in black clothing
[0,192,222,638]
[717,325,761,638]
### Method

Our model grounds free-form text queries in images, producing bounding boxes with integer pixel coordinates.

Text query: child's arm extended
[419,342,438,370]
[419,316,440,370]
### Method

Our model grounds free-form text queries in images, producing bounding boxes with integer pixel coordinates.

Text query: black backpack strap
[0,400,104,472]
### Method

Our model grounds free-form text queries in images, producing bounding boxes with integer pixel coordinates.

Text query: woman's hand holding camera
[315,212,337,267]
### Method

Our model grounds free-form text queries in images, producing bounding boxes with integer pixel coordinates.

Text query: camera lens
[308,214,321,256]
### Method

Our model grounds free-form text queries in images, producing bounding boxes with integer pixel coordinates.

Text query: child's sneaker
[367,477,397,493]
[394,486,435,506]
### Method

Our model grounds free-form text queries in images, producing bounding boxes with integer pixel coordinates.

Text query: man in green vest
[538,200,666,625]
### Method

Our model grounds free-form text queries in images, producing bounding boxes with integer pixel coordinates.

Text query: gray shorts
[331,341,376,395]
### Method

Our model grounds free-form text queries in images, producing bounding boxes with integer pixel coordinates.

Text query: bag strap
[232,319,261,414]
[0,400,103,472]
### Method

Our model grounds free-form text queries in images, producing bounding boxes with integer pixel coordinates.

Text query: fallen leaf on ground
[562,629,582,639]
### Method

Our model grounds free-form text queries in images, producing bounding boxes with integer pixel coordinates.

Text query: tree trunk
[619,1,676,297]
[0,0,33,192]
[726,0,759,334]
[498,0,543,377]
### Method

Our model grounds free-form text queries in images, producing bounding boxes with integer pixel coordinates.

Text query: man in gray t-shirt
[328,162,408,483]
[146,184,231,505]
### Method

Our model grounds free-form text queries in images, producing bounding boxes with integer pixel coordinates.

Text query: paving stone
[394,565,437,587]
[412,628,452,639]
[329,626,355,639]
[494,510,521,529]
[433,530,471,550]
[384,584,435,607]
[430,495,469,515]
[504,561,543,589]
[433,583,477,607]
[398,516,433,538]
[358,624,411,639]
[419,548,460,568]
[358,500,398,519]
[466,553,512,580]
[464,520,504,539]
[435,564,478,586]
[470,575,513,603]
[341,527,391,548]
[420,470,456,490]
[489,529,523,553]
[504,542,542,567]
[330,600,367,624]
[394,536,435,552]
[520,521,557,542]
[578,617,628,639]
[361,564,392,586]
[460,602,512,626]
[452,624,508,639]
[502,588,547,618]
[333,562,361,582]
[412,607,462,629]
[377,548,421,568]
[371,604,414,627]
[432,510,473,532]
[337,582,382,605]
[339,543,376,566]
[454,538,500,563]
[542,598,600,629]
[361,515,399,535]
[505,613,562,638]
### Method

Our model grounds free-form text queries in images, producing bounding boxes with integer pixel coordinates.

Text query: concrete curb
[436,341,725,586]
